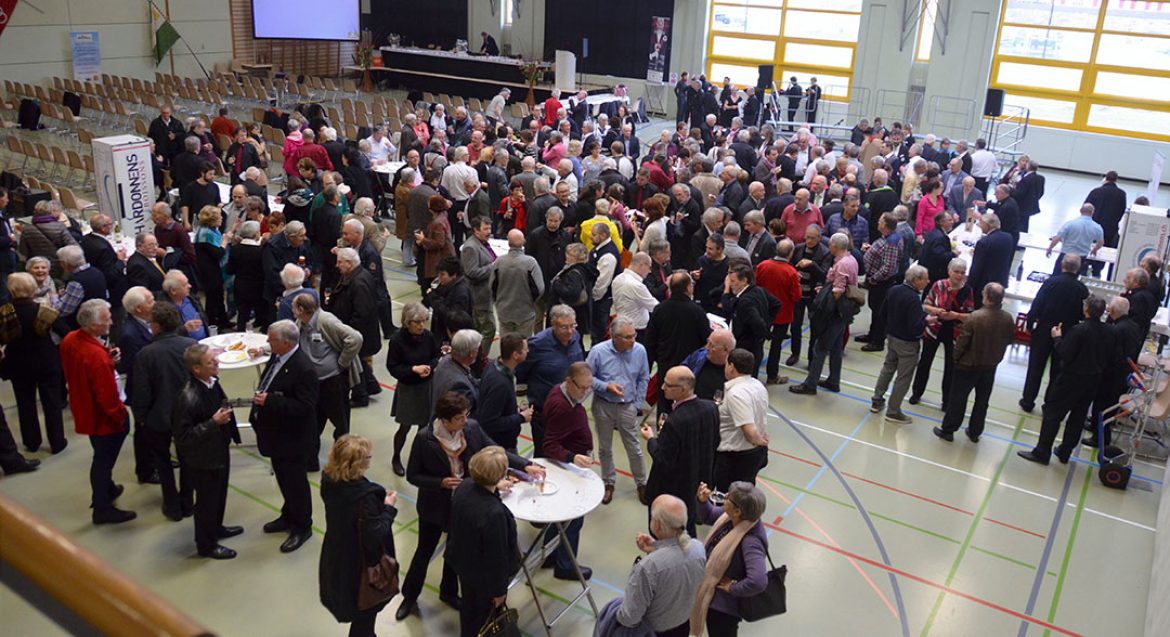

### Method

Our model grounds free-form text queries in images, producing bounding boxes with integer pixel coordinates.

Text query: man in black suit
[1019,254,1088,413]
[80,213,128,305]
[721,263,781,377]
[117,286,160,485]
[784,77,803,130]
[740,210,777,266]
[645,273,714,415]
[674,72,690,123]
[148,106,186,161]
[249,320,319,553]
[479,31,500,56]
[126,233,166,294]
[987,183,1022,250]
[742,86,763,129]
[1011,160,1045,232]
[968,212,1015,301]
[1086,171,1128,248]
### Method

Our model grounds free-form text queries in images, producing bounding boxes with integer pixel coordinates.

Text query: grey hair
[121,286,153,313]
[743,210,764,226]
[609,315,636,335]
[1109,295,1130,315]
[343,218,365,237]
[904,264,928,283]
[701,207,722,226]
[400,167,415,184]
[336,247,360,266]
[1061,254,1082,273]
[26,255,51,270]
[76,298,110,328]
[982,211,1001,230]
[184,136,200,152]
[726,481,767,522]
[549,304,576,323]
[451,329,483,358]
[401,302,428,325]
[268,319,299,345]
[57,245,86,268]
[650,495,692,549]
[948,258,967,273]
[285,220,306,236]
[723,221,742,239]
[534,176,551,195]
[545,206,564,221]
[239,220,261,240]
[646,239,670,257]
[280,263,306,289]
[354,197,375,217]
[828,232,851,251]
[244,166,262,180]
[629,252,651,268]
[162,269,188,293]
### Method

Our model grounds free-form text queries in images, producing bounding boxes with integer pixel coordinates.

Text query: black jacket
[406,420,527,528]
[126,252,166,294]
[148,115,185,159]
[968,230,1015,297]
[883,282,927,342]
[328,269,382,357]
[79,234,127,301]
[225,242,265,303]
[645,260,669,302]
[172,375,239,470]
[1026,272,1088,331]
[262,232,314,300]
[644,397,719,513]
[225,141,262,185]
[646,296,713,370]
[1124,287,1159,341]
[1087,182,1127,234]
[250,348,319,458]
[721,285,781,355]
[319,477,397,622]
[524,193,558,235]
[1054,318,1112,378]
[739,230,776,266]
[919,228,954,282]
[1012,172,1045,217]
[695,256,730,312]
[1109,316,1143,376]
[423,275,473,341]
[527,226,569,288]
[0,299,60,380]
[445,480,519,599]
[385,328,441,386]
[477,361,523,450]
[989,196,1021,235]
[131,331,197,433]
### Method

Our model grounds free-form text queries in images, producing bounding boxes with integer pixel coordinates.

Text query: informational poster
[92,135,156,237]
[646,16,671,83]
[70,32,101,83]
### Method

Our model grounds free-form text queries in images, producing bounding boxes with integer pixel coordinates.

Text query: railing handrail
[0,493,216,637]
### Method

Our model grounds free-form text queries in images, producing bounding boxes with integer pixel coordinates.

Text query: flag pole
[163,0,174,76]
[149,0,210,80]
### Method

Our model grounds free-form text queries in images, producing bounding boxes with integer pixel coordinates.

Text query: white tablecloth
[199,333,271,371]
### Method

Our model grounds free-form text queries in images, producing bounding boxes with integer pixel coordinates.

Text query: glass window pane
[997,25,1095,62]
[1003,93,1078,123]
[783,42,853,68]
[1004,0,1101,29]
[779,70,850,98]
[712,36,775,60]
[712,5,783,35]
[1097,33,1170,71]
[918,1,936,61]
[1104,0,1170,36]
[996,62,1083,91]
[709,62,764,88]
[713,0,784,6]
[783,10,861,41]
[1094,72,1170,102]
[1088,104,1170,135]
[785,0,863,11]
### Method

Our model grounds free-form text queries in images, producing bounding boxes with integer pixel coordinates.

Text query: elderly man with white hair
[491,229,544,337]
[791,232,859,396]
[344,196,388,253]
[338,216,395,336]
[430,328,483,410]
[276,262,319,321]
[56,244,108,329]
[487,87,510,123]
[327,246,383,407]
[870,265,932,425]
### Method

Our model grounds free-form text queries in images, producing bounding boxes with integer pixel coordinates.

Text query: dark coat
[319,477,397,623]
[328,268,382,357]
[126,252,166,294]
[445,480,520,599]
[721,285,781,357]
[645,260,670,302]
[406,420,527,528]
[477,361,523,449]
[262,232,314,300]
[249,348,319,458]
[1012,172,1045,217]
[225,141,263,185]
[310,203,343,276]
[526,226,569,288]
[225,242,266,304]
[423,275,473,341]
[79,234,127,301]
[148,115,186,159]
[132,331,198,433]
[740,231,777,266]
[968,230,1015,295]
[645,296,713,371]
[0,299,60,380]
[116,315,153,397]
[172,376,239,470]
[989,196,1021,236]
[1087,182,1128,236]
[644,397,719,517]
[1124,286,1159,342]
[919,228,955,282]
[1026,272,1088,331]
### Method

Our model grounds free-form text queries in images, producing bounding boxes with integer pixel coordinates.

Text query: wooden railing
[0,493,216,637]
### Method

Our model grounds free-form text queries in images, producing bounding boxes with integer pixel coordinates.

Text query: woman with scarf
[396,391,543,622]
[909,257,974,410]
[691,481,770,636]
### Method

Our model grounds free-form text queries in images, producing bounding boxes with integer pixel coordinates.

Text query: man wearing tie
[250,320,319,553]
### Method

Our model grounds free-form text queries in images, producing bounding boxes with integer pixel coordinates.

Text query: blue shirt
[278,286,319,321]
[826,212,869,249]
[586,339,649,405]
[1056,215,1104,257]
[516,327,583,409]
[178,297,208,340]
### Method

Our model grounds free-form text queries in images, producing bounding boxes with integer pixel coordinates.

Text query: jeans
[871,336,921,414]
[401,239,416,266]
[544,516,585,572]
[90,429,128,514]
[801,318,846,388]
[766,322,792,379]
[592,400,646,486]
[940,367,997,436]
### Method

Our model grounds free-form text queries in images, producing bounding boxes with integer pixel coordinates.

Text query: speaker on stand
[984,88,1005,117]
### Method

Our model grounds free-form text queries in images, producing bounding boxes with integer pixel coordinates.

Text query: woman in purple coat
[691,481,771,636]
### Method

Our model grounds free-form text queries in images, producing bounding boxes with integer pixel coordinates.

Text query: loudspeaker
[984,88,1005,117]
[757,65,774,90]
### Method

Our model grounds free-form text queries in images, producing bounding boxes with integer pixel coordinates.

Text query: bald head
[507,229,525,249]
[650,495,688,539]
[664,366,696,399]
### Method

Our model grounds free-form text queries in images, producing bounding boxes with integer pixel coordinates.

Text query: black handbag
[478,603,520,637]
[738,549,787,622]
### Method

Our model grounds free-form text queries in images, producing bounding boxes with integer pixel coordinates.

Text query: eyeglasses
[553,322,577,330]
[613,332,636,341]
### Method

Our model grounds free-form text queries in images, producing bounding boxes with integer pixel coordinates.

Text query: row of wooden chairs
[3,135,94,191]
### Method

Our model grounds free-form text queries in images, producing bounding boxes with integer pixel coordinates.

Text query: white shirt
[365,135,395,163]
[969,149,998,179]
[617,156,635,180]
[556,173,579,204]
[440,161,479,201]
[717,375,769,452]
[611,269,659,329]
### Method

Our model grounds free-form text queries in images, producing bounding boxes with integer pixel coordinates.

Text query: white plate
[217,350,248,364]
[533,480,558,496]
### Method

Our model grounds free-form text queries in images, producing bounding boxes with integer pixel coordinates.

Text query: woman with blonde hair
[194,205,232,330]
[319,435,399,637]
[0,272,65,453]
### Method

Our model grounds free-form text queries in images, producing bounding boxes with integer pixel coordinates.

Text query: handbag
[478,603,520,637]
[355,511,400,611]
[737,549,787,622]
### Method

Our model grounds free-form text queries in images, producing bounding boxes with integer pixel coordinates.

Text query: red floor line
[984,518,1048,540]
[769,448,823,468]
[762,521,1085,637]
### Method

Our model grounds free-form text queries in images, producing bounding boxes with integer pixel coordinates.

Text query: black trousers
[236,295,265,331]
[448,204,467,247]
[1089,374,1127,446]
[142,427,192,514]
[530,406,547,457]
[348,608,379,637]
[940,367,996,437]
[1022,324,1060,406]
[1033,373,1098,460]
[707,607,742,637]
[911,334,954,406]
[203,276,229,327]
[11,370,65,452]
[0,410,27,472]
[351,357,379,401]
[190,466,229,553]
[313,373,351,463]
[90,429,127,514]
[401,518,459,602]
[458,580,493,637]
[866,280,895,346]
[788,299,814,358]
[973,177,990,195]
[714,447,768,491]
[271,454,312,532]
[766,322,792,379]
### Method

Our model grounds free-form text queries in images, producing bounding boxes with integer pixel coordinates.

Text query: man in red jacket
[541,361,596,581]
[60,299,136,524]
[755,238,802,384]
[293,128,334,172]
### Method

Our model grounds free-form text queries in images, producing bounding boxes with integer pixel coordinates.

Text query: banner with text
[646,16,671,83]
[70,32,101,83]
[0,0,18,43]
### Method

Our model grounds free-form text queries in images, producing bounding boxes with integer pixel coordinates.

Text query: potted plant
[519,60,545,108]
[353,42,375,92]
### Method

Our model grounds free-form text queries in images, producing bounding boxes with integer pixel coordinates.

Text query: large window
[705,0,862,100]
[991,0,1170,141]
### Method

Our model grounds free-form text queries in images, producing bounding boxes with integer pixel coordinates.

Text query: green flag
[151,4,180,65]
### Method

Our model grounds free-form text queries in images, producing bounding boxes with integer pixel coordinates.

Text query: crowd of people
[0,71,1165,637]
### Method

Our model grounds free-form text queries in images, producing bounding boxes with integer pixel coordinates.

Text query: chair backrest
[134,119,149,136]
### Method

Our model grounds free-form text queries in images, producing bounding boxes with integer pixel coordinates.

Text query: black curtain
[543,0,674,79]
[363,0,468,50]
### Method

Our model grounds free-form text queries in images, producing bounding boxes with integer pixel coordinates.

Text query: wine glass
[713,389,724,406]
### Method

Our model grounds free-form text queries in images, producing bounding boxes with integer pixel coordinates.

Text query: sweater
[541,384,593,462]
[883,282,926,342]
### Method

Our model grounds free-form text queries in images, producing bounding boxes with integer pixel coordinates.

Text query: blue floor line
[781,410,874,519]
[1016,457,1079,637]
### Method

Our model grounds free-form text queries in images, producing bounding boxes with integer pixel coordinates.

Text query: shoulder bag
[737,548,787,622]
[478,602,520,637]
[356,510,400,611]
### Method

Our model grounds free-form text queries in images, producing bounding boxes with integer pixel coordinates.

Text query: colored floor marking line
[763,520,1086,637]
[920,416,1024,636]
[231,446,418,505]
[781,410,873,519]
[1018,453,1081,637]
[1044,466,1093,637]
[225,482,326,536]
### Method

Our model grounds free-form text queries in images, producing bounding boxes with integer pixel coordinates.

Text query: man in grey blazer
[460,216,497,347]
[946,176,984,217]
[491,229,545,338]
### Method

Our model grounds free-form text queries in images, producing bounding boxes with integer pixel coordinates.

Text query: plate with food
[533,480,559,496]
[217,350,249,364]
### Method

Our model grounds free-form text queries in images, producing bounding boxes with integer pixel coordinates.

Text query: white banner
[92,135,155,237]
[1150,150,1166,205]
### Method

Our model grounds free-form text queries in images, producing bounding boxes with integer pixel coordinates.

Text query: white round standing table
[198,333,271,433]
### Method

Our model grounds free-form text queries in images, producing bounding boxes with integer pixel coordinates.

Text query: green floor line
[844,347,1035,399]
[968,545,1057,576]
[225,482,326,536]
[1043,465,1094,637]
[919,415,1026,636]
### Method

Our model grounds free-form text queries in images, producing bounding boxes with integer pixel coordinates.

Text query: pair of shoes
[1081,436,1100,448]
[24,444,39,453]
[817,380,841,392]
[908,395,921,405]
[788,384,816,396]
[350,398,370,408]
[554,566,592,581]
[636,485,647,505]
[280,530,312,553]
[966,431,980,443]
[885,412,913,425]
[217,525,244,539]
[163,506,184,522]
[860,343,884,352]
[439,594,461,611]
[3,458,40,475]
[392,456,406,477]
[784,354,799,367]
[93,508,137,525]
[766,376,789,385]
[110,483,125,500]
[198,545,237,560]
[263,517,290,534]
[139,471,161,485]
[1054,448,1072,465]
[1017,450,1049,465]
[601,484,614,505]
[870,399,886,413]
[854,334,870,343]
[395,599,419,621]
[1018,399,1034,413]
[368,384,383,396]
[932,427,954,442]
